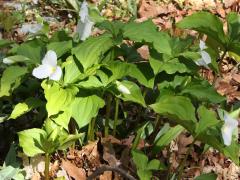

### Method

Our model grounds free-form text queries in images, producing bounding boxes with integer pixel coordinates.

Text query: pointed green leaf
[72,34,113,70]
[194,173,217,180]
[71,95,105,128]
[0,66,28,97]
[177,12,227,46]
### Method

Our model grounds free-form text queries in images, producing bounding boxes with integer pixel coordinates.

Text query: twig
[87,165,137,180]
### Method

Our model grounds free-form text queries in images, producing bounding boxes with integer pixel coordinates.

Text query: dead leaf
[99,171,112,180]
[62,160,86,180]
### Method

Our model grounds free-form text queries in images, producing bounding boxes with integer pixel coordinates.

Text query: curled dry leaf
[61,160,86,180]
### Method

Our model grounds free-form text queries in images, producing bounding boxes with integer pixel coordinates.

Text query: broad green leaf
[158,75,191,90]
[128,62,155,88]
[153,33,192,56]
[4,144,19,167]
[0,39,13,48]
[71,95,105,128]
[131,150,148,170]
[47,40,72,58]
[194,173,217,180]
[149,50,190,75]
[195,106,219,137]
[72,34,113,70]
[117,80,146,107]
[97,20,124,37]
[227,12,240,42]
[177,12,227,46]
[147,159,166,170]
[228,42,240,60]
[181,80,225,103]
[18,128,46,157]
[17,39,45,64]
[137,170,152,180]
[0,166,24,180]
[51,110,72,130]
[77,76,103,89]
[150,96,197,132]
[0,66,28,97]
[63,56,82,84]
[59,133,84,150]
[123,20,158,43]
[42,82,78,116]
[9,97,43,119]
[153,125,184,153]
[64,0,79,12]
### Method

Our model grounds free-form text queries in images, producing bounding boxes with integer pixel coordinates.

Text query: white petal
[32,64,52,79]
[49,66,62,81]
[77,18,94,41]
[3,58,14,64]
[42,50,57,66]
[201,51,211,64]
[116,81,131,95]
[221,125,233,146]
[195,58,209,68]
[199,40,206,50]
[79,0,89,22]
[221,113,238,146]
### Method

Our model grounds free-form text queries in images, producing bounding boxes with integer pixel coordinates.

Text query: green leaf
[47,40,72,58]
[0,166,24,180]
[227,12,240,42]
[149,50,190,75]
[77,76,103,89]
[63,56,83,84]
[131,150,148,170]
[50,110,72,130]
[181,80,225,103]
[18,128,46,156]
[153,125,184,153]
[137,170,152,180]
[123,20,158,43]
[42,82,78,116]
[128,62,155,88]
[0,66,28,97]
[117,80,146,107]
[177,12,227,46]
[147,159,166,170]
[71,95,105,128]
[195,106,219,137]
[150,96,197,132]
[72,34,113,70]
[194,173,217,180]
[0,39,14,48]
[9,97,43,119]
[17,39,45,64]
[59,133,84,150]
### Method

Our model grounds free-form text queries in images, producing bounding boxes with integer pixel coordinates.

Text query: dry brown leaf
[138,0,168,18]
[31,172,41,180]
[62,160,86,180]
[99,171,112,180]
[232,74,240,84]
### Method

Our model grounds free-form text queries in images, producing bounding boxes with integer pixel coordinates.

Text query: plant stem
[45,153,50,180]
[218,50,227,77]
[87,120,92,141]
[104,95,112,137]
[90,117,96,140]
[113,98,120,136]
[177,141,195,180]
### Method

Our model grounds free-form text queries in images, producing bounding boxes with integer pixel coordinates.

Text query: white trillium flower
[32,50,62,81]
[221,113,238,146]
[116,81,131,95]
[195,40,211,68]
[3,58,14,64]
[20,23,43,34]
[76,0,94,41]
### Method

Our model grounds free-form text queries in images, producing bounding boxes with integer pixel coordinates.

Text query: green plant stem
[90,117,96,140]
[105,95,112,137]
[87,120,92,141]
[218,50,227,77]
[113,98,120,136]
[177,141,195,180]
[45,153,50,180]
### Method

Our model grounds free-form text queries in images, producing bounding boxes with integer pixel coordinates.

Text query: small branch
[87,165,137,180]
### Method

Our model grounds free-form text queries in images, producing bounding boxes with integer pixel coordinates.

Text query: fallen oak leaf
[62,160,86,180]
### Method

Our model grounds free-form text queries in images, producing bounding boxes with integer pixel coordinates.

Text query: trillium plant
[0,7,239,180]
